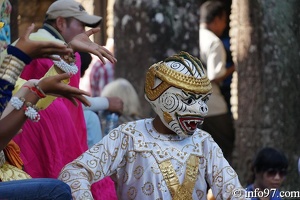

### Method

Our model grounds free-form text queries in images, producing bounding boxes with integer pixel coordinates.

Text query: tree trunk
[230,0,300,190]
[17,0,54,34]
[114,0,203,117]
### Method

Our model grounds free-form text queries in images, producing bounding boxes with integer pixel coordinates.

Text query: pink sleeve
[20,58,54,80]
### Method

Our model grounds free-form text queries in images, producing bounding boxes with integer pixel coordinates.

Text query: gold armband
[0,55,25,85]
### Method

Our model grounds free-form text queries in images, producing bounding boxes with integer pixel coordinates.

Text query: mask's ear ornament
[145,51,212,138]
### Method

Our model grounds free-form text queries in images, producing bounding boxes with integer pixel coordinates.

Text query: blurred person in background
[100,78,142,137]
[80,38,115,97]
[246,147,288,200]
[79,51,124,148]
[198,0,235,163]
[101,78,142,122]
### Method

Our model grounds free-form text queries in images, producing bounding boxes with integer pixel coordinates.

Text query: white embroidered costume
[59,119,244,200]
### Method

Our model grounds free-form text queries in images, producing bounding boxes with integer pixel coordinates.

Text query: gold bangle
[0,55,25,84]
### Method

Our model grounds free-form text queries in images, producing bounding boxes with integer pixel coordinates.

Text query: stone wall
[114,0,203,117]
[17,0,54,36]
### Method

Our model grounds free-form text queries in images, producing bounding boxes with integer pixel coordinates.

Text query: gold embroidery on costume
[0,162,31,181]
[158,155,199,199]
[134,165,144,179]
[142,182,154,196]
[196,190,205,199]
[0,144,31,182]
[127,186,137,199]
[123,171,128,183]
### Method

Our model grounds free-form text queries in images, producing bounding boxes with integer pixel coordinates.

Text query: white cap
[46,0,102,27]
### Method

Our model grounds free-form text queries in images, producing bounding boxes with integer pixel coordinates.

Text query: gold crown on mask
[145,51,212,101]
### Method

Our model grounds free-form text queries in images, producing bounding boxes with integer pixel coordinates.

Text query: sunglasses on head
[265,168,287,177]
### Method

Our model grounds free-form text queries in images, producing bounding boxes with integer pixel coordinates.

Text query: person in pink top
[13,0,121,199]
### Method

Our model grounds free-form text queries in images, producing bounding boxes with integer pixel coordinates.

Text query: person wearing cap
[45,0,102,28]
[12,0,120,199]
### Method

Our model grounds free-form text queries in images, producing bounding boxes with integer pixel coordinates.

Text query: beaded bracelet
[10,97,40,122]
[52,55,78,75]
[10,96,25,110]
[23,84,46,99]
[23,102,40,122]
[34,83,46,98]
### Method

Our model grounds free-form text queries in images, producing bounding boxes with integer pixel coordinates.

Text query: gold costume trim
[145,65,172,101]
[0,162,31,181]
[158,155,199,199]
[145,63,212,101]
[159,159,180,197]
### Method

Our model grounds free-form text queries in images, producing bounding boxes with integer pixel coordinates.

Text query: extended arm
[204,137,245,200]
[83,96,123,115]
[0,73,91,151]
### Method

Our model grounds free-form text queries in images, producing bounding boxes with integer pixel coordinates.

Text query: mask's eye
[202,96,209,103]
[183,97,196,105]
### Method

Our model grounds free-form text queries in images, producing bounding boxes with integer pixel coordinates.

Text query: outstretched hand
[37,73,91,107]
[68,28,117,64]
[15,24,72,59]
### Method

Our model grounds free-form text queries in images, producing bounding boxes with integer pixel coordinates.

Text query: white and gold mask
[145,52,212,138]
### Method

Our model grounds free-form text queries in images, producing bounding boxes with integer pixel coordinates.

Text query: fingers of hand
[40,47,71,57]
[23,23,35,39]
[67,97,78,107]
[56,73,71,81]
[74,94,91,107]
[85,28,100,36]
[61,85,91,97]
[94,47,116,64]
[74,88,90,96]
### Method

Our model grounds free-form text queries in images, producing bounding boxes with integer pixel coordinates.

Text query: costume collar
[42,24,65,42]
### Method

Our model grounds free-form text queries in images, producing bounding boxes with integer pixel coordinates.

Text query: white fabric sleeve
[83,96,109,111]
